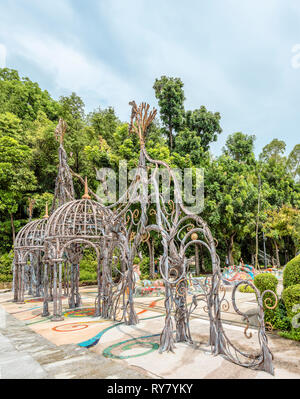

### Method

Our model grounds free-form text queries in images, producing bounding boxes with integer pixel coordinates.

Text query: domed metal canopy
[45,198,112,241]
[15,218,48,252]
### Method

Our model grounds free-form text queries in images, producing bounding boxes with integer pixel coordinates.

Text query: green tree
[0,68,59,122]
[185,106,222,152]
[59,92,85,120]
[153,76,185,150]
[174,128,204,165]
[204,155,258,265]
[87,107,120,148]
[58,93,88,196]
[0,112,23,139]
[25,111,59,193]
[259,156,300,209]
[31,192,54,218]
[263,206,300,262]
[0,136,36,242]
[287,144,300,182]
[223,132,256,163]
[259,139,286,163]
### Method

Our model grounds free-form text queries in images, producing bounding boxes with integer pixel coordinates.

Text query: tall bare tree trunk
[169,123,173,150]
[255,175,262,269]
[227,233,235,265]
[274,240,280,267]
[10,213,15,244]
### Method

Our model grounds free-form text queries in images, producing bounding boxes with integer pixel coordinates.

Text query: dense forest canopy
[0,68,299,274]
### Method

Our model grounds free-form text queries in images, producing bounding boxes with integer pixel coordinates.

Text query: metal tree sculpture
[97,102,158,325]
[109,101,274,373]
[51,118,75,213]
[13,118,75,311]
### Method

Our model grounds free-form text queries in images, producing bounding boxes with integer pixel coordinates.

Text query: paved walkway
[1,287,300,379]
[0,311,147,379]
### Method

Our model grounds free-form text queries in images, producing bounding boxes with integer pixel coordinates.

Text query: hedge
[238,284,255,293]
[0,252,13,283]
[254,273,278,296]
[79,251,97,282]
[281,284,300,341]
[282,284,300,319]
[79,270,97,282]
[283,254,300,289]
[254,273,278,324]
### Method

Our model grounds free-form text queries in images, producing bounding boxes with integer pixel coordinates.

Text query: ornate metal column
[42,262,50,317]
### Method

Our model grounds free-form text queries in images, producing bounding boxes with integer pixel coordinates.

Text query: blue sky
[0,0,299,156]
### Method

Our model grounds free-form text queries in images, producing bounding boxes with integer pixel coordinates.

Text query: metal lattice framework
[13,215,49,302]
[43,167,138,323]
[45,190,119,320]
[14,217,48,252]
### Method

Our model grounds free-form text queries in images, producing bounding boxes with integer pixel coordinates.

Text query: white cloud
[9,32,138,118]
[0,0,138,118]
[0,44,6,68]
[0,0,299,154]
[96,1,246,123]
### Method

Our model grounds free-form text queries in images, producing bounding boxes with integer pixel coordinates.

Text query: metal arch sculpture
[12,197,35,298]
[13,210,49,303]
[43,179,129,322]
[104,100,274,374]
[12,116,135,325]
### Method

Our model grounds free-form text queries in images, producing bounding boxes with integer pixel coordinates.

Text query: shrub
[278,330,300,341]
[254,273,278,296]
[238,284,255,293]
[281,284,300,339]
[254,273,278,325]
[79,270,97,282]
[281,284,300,319]
[79,250,97,283]
[283,255,300,289]
[271,299,291,332]
[133,256,151,280]
[0,252,14,282]
[139,256,150,280]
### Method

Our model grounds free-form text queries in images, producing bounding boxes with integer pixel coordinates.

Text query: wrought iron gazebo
[43,180,129,321]
[13,209,49,303]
